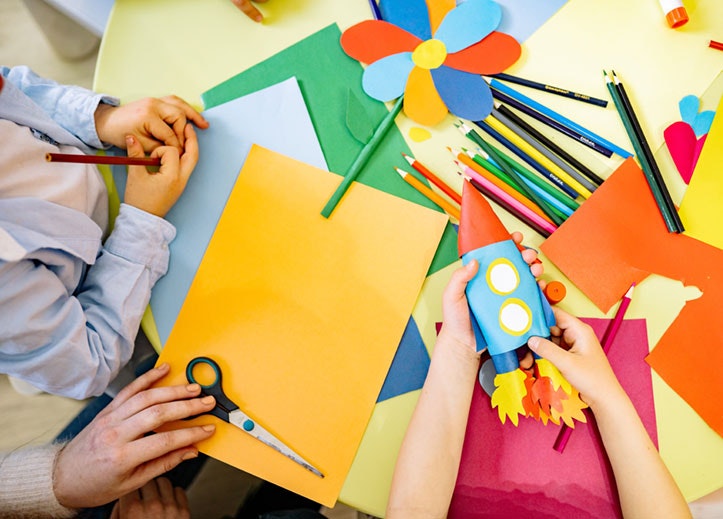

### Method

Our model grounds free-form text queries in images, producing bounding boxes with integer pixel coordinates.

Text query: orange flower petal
[341,20,422,65]
[404,67,448,126]
[444,31,522,74]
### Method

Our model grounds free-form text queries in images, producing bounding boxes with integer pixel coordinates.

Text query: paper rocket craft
[459,182,587,426]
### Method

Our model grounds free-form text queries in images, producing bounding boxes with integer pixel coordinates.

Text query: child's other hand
[95,96,208,154]
[527,307,625,411]
[229,0,268,22]
[123,124,198,218]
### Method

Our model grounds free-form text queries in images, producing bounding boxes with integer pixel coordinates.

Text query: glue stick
[658,0,689,28]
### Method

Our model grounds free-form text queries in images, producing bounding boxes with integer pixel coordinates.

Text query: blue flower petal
[431,65,493,120]
[362,53,415,102]
[379,0,432,40]
[435,0,501,53]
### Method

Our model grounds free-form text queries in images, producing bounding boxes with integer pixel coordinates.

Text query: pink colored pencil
[457,163,557,235]
[553,283,636,453]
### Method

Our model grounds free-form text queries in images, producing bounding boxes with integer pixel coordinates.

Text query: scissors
[186,356,324,478]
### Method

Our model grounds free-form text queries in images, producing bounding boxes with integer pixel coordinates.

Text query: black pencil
[496,104,604,186]
[490,72,608,108]
[611,71,683,233]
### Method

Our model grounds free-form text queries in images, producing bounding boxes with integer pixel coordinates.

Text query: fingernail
[201,396,215,405]
[156,363,169,371]
[126,135,134,145]
[181,451,198,461]
[528,337,539,350]
[186,383,200,392]
[202,424,216,433]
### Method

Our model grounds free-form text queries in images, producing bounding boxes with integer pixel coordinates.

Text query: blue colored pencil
[490,78,632,158]
[368,0,382,20]
[491,88,614,158]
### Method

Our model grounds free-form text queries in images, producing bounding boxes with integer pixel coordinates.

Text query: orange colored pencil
[402,152,462,205]
[396,167,461,221]
[449,147,555,226]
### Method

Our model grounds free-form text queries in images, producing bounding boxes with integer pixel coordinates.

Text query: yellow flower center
[411,39,447,70]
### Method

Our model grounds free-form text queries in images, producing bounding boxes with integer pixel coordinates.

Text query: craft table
[94,0,723,516]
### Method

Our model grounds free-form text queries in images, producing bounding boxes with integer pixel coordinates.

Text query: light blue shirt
[0,66,176,398]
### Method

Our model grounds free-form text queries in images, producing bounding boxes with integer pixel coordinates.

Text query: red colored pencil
[402,152,462,205]
[46,152,161,167]
[553,283,636,453]
[709,40,723,51]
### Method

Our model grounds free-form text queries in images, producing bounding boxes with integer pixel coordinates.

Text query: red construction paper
[341,20,421,64]
[449,318,655,519]
[444,32,522,74]
[541,158,723,436]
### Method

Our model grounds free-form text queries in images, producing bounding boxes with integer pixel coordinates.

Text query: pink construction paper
[449,318,656,519]
[664,121,708,184]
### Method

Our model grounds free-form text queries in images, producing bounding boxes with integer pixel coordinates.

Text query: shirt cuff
[104,204,176,283]
[78,94,120,149]
[0,443,76,518]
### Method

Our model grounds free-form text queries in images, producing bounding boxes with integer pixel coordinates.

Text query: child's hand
[95,96,208,154]
[123,124,198,217]
[229,0,268,22]
[439,232,543,360]
[527,307,625,411]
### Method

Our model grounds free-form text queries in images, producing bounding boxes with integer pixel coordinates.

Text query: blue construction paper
[678,95,715,137]
[379,0,431,40]
[434,0,500,53]
[495,0,568,42]
[363,53,414,101]
[112,78,327,345]
[433,66,493,121]
[462,240,550,357]
[377,316,431,402]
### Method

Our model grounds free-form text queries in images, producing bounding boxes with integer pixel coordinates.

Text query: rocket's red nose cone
[458,181,511,256]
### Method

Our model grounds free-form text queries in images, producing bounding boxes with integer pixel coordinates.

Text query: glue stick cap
[666,6,688,28]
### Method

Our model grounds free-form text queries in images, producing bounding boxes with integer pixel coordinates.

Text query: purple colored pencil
[553,283,636,453]
[491,87,614,158]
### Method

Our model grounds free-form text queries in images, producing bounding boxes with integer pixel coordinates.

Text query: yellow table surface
[95,0,723,516]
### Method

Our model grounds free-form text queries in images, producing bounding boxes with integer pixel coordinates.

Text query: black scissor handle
[186,356,238,413]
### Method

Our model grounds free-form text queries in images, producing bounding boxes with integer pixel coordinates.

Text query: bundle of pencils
[603,70,684,233]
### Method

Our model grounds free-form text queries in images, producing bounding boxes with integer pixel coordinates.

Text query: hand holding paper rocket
[458,181,586,426]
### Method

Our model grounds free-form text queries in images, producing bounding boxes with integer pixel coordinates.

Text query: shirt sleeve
[0,443,76,518]
[0,65,119,149]
[0,204,175,399]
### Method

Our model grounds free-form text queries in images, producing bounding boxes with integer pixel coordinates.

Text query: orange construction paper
[155,145,448,506]
[541,158,723,436]
[341,20,422,64]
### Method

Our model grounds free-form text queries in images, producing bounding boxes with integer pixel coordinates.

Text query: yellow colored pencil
[484,116,593,199]
[395,167,461,221]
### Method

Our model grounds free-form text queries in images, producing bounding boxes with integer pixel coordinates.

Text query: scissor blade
[228,410,324,478]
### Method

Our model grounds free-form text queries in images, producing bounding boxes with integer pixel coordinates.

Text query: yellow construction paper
[678,95,723,250]
[155,145,448,507]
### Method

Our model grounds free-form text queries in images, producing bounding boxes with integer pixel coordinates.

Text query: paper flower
[664,95,715,184]
[341,0,521,126]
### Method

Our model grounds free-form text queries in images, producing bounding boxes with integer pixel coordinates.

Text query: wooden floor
[0,3,362,517]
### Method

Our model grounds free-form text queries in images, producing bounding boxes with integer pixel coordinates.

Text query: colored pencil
[456,169,555,237]
[321,96,404,218]
[489,72,608,108]
[396,167,460,221]
[457,122,564,226]
[553,283,635,453]
[472,120,581,199]
[710,40,723,51]
[467,149,574,218]
[496,104,605,186]
[605,71,683,233]
[451,147,558,226]
[489,108,597,196]
[471,146,580,211]
[491,88,614,158]
[489,78,632,158]
[402,152,462,204]
[46,152,161,167]
[368,0,382,20]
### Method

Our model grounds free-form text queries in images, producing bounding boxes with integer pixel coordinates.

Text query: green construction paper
[202,23,457,275]
[346,89,375,144]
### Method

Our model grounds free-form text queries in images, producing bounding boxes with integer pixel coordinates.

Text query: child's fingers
[442,260,478,305]
[528,336,570,371]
